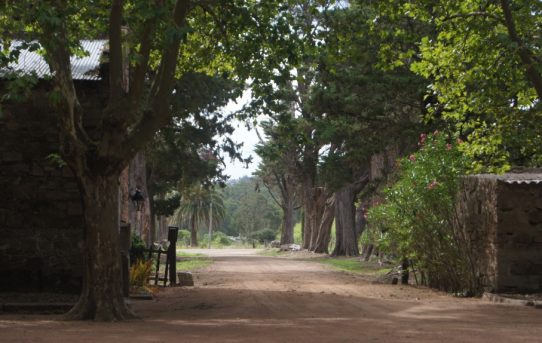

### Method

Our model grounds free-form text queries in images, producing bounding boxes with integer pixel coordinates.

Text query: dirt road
[1,249,542,342]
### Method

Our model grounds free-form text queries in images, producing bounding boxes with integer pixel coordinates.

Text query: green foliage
[200,231,232,247]
[176,229,191,247]
[153,192,181,217]
[367,132,475,292]
[130,234,147,264]
[221,177,281,238]
[373,0,542,170]
[171,185,226,244]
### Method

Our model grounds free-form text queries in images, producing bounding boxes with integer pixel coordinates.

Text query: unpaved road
[1,249,542,342]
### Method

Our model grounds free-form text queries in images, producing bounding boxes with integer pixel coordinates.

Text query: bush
[130,234,147,264]
[177,229,191,247]
[129,259,153,291]
[252,228,277,243]
[200,231,233,247]
[367,132,475,293]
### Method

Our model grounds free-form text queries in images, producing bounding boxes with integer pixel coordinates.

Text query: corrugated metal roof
[472,173,542,185]
[2,40,107,80]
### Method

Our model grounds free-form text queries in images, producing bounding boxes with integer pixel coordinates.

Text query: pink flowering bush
[367,132,474,292]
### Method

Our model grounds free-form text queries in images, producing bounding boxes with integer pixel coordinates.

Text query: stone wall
[456,173,542,293]
[0,80,105,292]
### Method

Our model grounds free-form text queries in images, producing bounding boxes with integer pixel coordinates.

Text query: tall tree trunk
[302,187,314,250]
[312,195,335,253]
[280,197,295,245]
[332,184,359,256]
[190,215,198,247]
[65,175,133,321]
[309,188,326,250]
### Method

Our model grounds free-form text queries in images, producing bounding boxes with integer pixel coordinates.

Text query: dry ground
[1,249,541,342]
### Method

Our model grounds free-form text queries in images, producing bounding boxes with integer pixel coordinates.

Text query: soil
[1,248,542,342]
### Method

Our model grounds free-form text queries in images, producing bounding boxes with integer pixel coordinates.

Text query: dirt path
[2,249,542,342]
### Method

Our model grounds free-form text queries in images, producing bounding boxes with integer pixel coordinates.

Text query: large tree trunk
[65,175,133,321]
[280,197,295,245]
[312,195,335,253]
[332,184,359,257]
[302,187,326,250]
[301,187,313,250]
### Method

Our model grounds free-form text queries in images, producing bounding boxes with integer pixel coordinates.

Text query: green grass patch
[316,257,391,276]
[176,252,212,271]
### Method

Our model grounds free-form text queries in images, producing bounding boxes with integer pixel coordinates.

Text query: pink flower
[418,133,427,146]
[427,180,439,190]
[408,154,416,162]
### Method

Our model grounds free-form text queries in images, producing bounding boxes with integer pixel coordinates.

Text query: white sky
[221,91,261,180]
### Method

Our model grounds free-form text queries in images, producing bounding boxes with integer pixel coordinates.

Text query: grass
[315,257,391,276]
[176,251,213,271]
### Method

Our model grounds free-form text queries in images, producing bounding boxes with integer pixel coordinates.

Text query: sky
[221,91,261,180]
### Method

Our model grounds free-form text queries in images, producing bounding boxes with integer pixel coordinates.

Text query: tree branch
[108,0,192,174]
[40,5,91,173]
[443,11,504,24]
[130,4,158,105]
[500,0,542,99]
[109,0,125,101]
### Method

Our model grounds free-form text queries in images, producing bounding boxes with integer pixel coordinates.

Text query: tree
[376,0,542,171]
[172,185,225,247]
[0,0,281,320]
[147,72,243,242]
[255,118,300,245]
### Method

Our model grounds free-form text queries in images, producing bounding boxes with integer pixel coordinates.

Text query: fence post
[167,226,179,286]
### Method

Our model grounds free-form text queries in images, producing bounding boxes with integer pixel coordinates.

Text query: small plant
[129,259,153,292]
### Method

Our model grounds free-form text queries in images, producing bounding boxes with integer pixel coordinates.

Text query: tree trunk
[302,187,313,250]
[309,188,326,250]
[332,184,359,257]
[280,197,295,245]
[190,215,198,247]
[312,195,335,254]
[65,175,133,321]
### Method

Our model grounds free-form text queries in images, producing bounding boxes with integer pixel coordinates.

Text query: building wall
[456,174,542,293]
[456,176,498,292]
[0,80,105,292]
[496,181,542,292]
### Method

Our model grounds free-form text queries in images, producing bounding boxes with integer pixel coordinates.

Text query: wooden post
[167,226,179,286]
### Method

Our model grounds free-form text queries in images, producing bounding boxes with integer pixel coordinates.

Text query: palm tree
[171,185,225,247]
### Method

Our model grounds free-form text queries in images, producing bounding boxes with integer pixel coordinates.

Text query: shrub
[129,259,153,291]
[367,132,475,293]
[130,234,147,264]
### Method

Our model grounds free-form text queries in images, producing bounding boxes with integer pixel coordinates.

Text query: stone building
[0,41,106,292]
[455,172,542,293]
[0,41,151,293]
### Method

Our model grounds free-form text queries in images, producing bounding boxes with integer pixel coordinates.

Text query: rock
[177,272,194,286]
[280,244,301,251]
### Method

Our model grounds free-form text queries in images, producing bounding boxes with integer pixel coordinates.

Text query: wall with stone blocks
[0,80,105,292]
[456,173,542,293]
